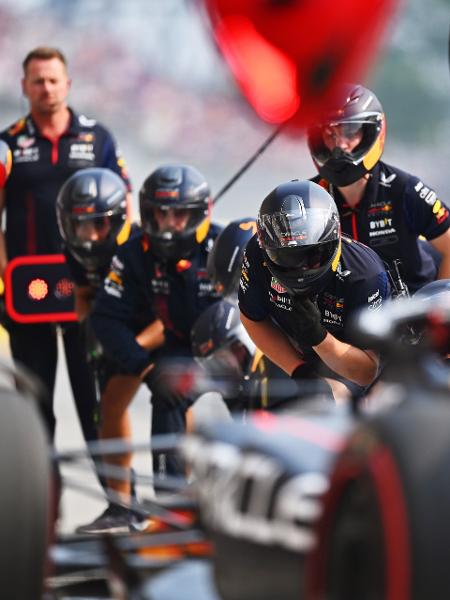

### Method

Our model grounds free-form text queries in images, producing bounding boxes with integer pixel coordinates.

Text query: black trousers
[148,343,195,479]
[151,403,187,478]
[8,321,99,443]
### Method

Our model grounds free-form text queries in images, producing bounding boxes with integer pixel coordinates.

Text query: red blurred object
[203,0,399,130]
[4,254,77,323]
[0,139,12,188]
[55,277,74,299]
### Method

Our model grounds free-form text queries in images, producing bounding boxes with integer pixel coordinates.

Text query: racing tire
[0,389,51,599]
[307,399,450,600]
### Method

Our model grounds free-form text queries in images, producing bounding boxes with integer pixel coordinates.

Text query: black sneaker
[75,505,131,535]
[128,512,152,533]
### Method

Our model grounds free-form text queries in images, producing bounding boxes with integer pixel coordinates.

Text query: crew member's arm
[100,130,131,194]
[240,312,378,386]
[409,177,450,280]
[240,313,304,376]
[239,237,313,379]
[0,141,12,278]
[91,246,159,375]
[430,229,450,280]
[312,334,379,386]
[135,319,165,352]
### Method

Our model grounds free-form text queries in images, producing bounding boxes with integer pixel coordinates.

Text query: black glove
[290,362,334,400]
[290,296,327,346]
[290,362,318,381]
[145,363,190,410]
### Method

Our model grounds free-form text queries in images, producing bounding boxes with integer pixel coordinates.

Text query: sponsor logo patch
[17,135,35,149]
[271,277,286,293]
[69,142,95,162]
[13,147,39,163]
[379,172,396,187]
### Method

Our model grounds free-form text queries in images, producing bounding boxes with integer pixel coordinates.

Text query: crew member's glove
[290,362,318,381]
[290,362,334,400]
[291,296,327,347]
[145,363,191,410]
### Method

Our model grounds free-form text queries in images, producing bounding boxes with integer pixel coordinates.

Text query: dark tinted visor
[69,214,118,246]
[324,121,364,140]
[309,116,382,164]
[266,241,336,271]
[142,202,208,238]
[258,207,337,249]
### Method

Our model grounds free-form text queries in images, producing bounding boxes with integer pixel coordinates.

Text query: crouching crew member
[57,167,164,533]
[91,164,222,478]
[238,179,391,401]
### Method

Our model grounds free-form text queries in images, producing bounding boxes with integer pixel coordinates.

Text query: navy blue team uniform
[64,225,150,390]
[65,247,106,292]
[239,234,390,394]
[0,109,131,439]
[91,226,222,475]
[313,162,450,294]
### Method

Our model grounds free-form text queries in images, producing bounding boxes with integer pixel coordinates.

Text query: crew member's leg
[99,373,141,501]
[61,322,99,443]
[151,404,188,478]
[148,345,196,480]
[9,322,57,439]
[75,371,143,534]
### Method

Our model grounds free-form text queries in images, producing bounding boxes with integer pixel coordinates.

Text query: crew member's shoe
[75,504,135,535]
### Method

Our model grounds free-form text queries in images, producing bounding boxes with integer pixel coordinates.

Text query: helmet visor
[266,241,337,271]
[60,208,124,270]
[309,114,382,165]
[142,202,208,239]
[195,341,250,398]
[258,206,338,249]
[66,211,125,252]
[71,215,113,244]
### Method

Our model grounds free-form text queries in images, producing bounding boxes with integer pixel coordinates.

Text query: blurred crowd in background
[0,0,448,223]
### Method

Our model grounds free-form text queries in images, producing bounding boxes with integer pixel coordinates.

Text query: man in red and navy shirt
[0,47,131,442]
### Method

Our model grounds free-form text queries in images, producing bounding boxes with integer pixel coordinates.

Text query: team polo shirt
[66,228,158,341]
[0,109,131,260]
[91,226,223,375]
[313,161,450,293]
[238,234,390,370]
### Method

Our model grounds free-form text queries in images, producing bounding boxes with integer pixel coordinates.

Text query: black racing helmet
[307,84,386,187]
[57,168,128,271]
[191,299,256,396]
[139,164,211,261]
[257,180,341,296]
[207,217,257,298]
